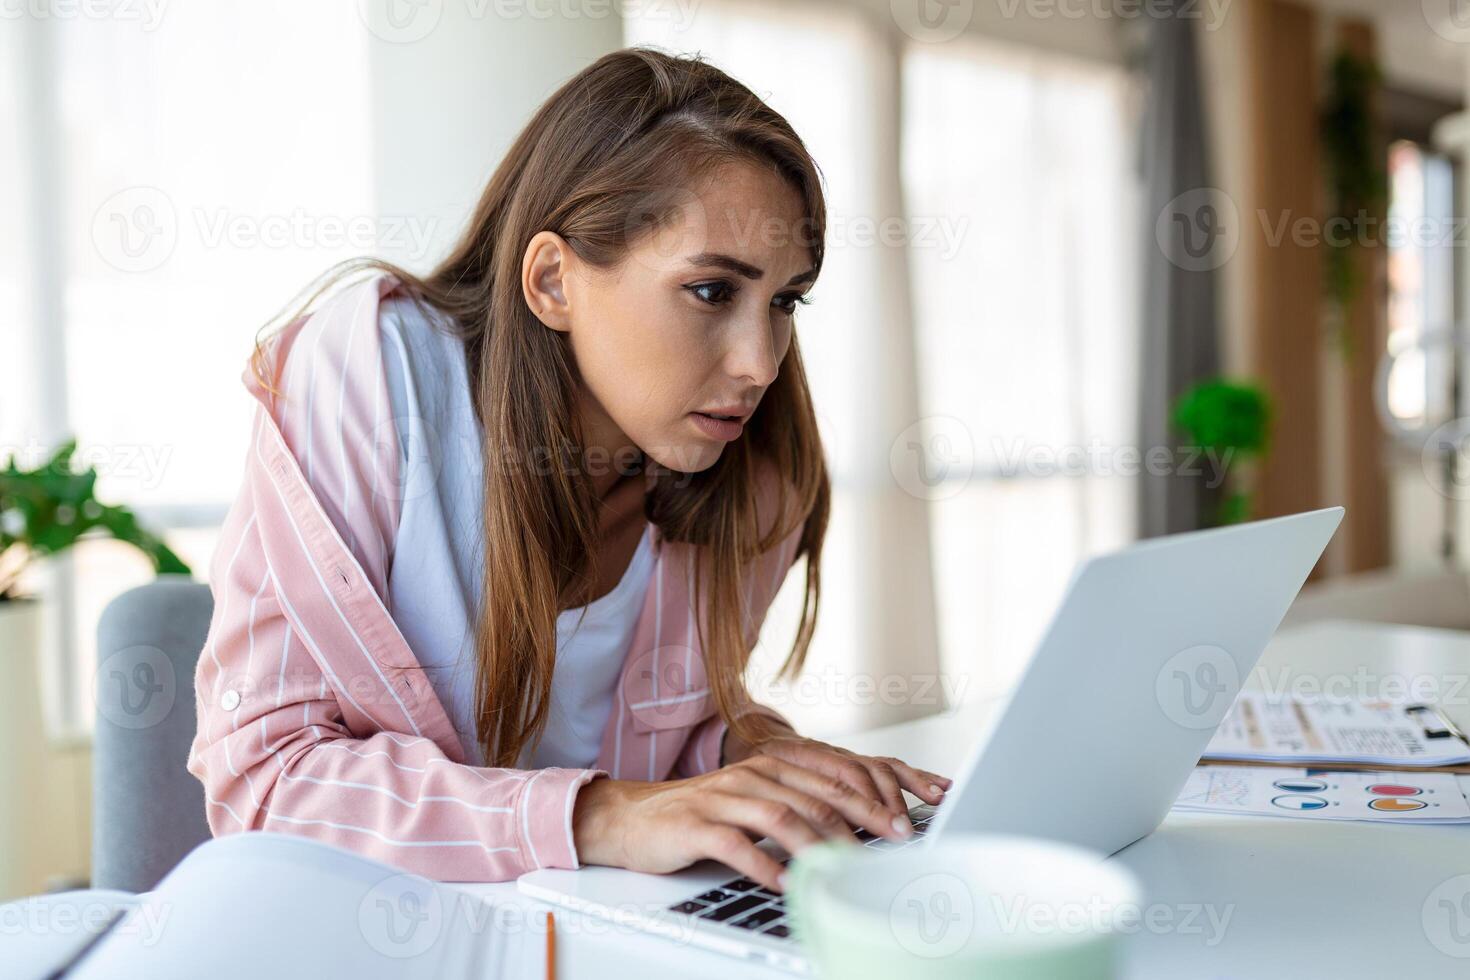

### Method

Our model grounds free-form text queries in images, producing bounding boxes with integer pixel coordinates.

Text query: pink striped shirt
[185,272,803,882]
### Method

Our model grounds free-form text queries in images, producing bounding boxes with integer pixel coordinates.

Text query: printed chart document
[1173,766,1470,824]
[1202,692,1470,768]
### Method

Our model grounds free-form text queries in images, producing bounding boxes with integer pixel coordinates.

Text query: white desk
[453,621,1470,978]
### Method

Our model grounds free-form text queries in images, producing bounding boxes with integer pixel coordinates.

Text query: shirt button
[221,689,241,711]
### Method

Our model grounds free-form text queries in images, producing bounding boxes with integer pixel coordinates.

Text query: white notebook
[3,833,525,980]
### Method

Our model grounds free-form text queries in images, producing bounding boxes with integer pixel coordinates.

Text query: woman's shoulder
[378,288,458,349]
[266,275,402,441]
[377,287,474,412]
[377,291,471,395]
[264,276,458,394]
[257,273,409,598]
[259,273,468,495]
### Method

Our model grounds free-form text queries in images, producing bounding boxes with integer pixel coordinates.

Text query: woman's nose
[726,316,781,388]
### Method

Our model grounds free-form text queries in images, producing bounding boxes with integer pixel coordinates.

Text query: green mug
[784,833,1141,979]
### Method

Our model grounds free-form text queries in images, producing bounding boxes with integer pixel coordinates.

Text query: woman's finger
[717,766,856,843]
[879,756,950,806]
[860,757,907,817]
[697,790,827,865]
[694,823,791,893]
[766,742,890,813]
[750,756,913,842]
[926,771,955,792]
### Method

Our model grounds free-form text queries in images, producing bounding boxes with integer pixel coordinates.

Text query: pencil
[545,910,556,980]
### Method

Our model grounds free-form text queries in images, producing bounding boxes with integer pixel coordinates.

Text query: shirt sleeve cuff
[518,767,607,871]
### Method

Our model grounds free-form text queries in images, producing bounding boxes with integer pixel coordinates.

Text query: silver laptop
[518,507,1344,973]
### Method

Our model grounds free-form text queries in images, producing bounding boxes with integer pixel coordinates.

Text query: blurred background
[4,0,1470,896]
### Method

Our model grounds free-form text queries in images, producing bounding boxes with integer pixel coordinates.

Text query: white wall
[362,3,625,272]
[1304,0,1464,99]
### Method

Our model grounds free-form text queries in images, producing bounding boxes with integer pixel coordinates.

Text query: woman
[187,47,950,892]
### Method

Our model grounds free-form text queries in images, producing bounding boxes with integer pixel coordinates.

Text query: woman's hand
[572,754,938,893]
[723,728,952,828]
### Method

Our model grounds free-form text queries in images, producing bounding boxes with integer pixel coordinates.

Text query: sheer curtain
[628,4,1140,734]
[904,38,1141,700]
[12,2,623,738]
[8,3,375,734]
[628,2,945,736]
[8,2,1141,742]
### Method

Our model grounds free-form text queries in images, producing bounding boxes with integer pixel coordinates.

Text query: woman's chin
[644,441,723,476]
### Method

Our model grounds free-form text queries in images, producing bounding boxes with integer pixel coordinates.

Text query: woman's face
[523,160,816,491]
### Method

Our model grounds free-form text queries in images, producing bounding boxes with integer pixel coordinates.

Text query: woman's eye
[687,281,735,305]
[773,293,813,316]
[685,281,812,314]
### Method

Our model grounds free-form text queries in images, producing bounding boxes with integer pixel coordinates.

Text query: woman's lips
[689,412,743,441]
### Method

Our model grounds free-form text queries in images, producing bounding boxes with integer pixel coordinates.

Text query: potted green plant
[0,439,191,898]
[1,437,190,601]
[1172,379,1272,526]
[1,435,192,667]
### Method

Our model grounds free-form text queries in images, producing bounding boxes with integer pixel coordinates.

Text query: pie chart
[1368,797,1427,813]
[1365,783,1422,796]
[1271,794,1329,811]
[1273,778,1329,793]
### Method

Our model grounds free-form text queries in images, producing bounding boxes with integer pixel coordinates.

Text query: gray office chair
[92,576,213,892]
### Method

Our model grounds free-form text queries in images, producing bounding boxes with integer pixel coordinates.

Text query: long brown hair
[248,47,830,769]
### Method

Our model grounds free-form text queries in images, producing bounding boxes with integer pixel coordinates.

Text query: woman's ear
[521,230,574,333]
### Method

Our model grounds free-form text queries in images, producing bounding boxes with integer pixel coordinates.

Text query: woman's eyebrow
[686,251,818,286]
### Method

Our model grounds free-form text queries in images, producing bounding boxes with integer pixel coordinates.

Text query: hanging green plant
[1320,47,1387,359]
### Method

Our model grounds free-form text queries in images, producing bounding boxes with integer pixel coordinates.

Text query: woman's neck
[575,385,646,504]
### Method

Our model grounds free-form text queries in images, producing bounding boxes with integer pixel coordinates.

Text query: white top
[378,294,656,770]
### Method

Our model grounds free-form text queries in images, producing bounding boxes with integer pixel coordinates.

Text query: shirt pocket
[623,645,714,733]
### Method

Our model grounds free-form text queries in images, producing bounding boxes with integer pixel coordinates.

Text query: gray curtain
[1138,9,1223,537]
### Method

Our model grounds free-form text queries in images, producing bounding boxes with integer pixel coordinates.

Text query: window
[12,2,1143,737]
[1384,138,1459,566]
[1385,139,1455,428]
[903,37,1139,700]
[9,4,374,734]
[627,4,1140,732]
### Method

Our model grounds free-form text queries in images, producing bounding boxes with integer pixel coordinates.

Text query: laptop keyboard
[665,804,936,942]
